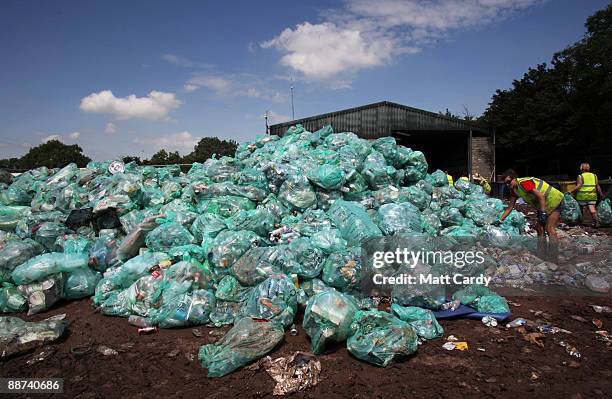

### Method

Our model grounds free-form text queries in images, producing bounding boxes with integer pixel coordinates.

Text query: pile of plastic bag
[0,124,527,375]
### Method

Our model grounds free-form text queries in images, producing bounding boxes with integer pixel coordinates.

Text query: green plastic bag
[328,200,382,246]
[0,285,28,313]
[0,239,44,283]
[321,248,362,291]
[307,164,346,190]
[597,198,612,226]
[427,170,449,187]
[12,252,89,285]
[239,274,298,327]
[278,174,317,211]
[215,275,252,302]
[63,267,101,299]
[303,291,357,354]
[390,304,444,340]
[198,317,284,377]
[148,289,216,328]
[347,310,418,367]
[145,222,195,251]
[376,202,422,235]
[561,193,581,223]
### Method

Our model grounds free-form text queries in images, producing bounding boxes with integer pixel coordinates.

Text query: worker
[473,173,491,195]
[497,169,564,258]
[446,171,454,187]
[569,163,604,227]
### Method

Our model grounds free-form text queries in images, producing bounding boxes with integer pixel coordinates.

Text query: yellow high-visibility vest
[481,179,491,195]
[515,177,564,213]
[447,175,454,187]
[576,172,597,201]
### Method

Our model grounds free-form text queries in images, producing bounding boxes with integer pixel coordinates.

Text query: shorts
[551,199,564,214]
[577,200,596,206]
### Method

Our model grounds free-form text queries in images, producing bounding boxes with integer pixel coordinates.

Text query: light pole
[290,78,295,120]
[264,110,269,135]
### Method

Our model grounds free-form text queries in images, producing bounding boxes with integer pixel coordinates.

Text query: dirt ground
[2,295,611,399]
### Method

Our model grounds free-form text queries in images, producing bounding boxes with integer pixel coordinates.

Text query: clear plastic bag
[198,317,284,377]
[303,291,357,354]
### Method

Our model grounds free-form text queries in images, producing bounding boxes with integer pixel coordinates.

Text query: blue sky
[0,0,608,160]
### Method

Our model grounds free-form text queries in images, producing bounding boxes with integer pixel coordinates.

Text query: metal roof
[269,101,490,137]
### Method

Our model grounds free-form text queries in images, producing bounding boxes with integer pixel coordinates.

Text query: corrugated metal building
[269,101,495,180]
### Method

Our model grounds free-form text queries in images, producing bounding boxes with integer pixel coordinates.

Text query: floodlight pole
[265,110,269,135]
[290,84,295,120]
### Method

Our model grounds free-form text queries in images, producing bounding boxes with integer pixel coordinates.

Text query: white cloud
[0,143,7,148]
[133,131,200,153]
[105,122,117,134]
[186,74,288,103]
[162,54,194,67]
[263,0,545,80]
[264,111,291,125]
[40,131,81,143]
[41,134,62,143]
[80,90,181,120]
[262,22,394,80]
[184,84,200,92]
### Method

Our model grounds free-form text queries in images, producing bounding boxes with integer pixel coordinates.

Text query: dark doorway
[393,131,468,177]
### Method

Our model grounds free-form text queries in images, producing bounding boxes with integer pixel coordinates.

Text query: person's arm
[499,196,517,222]
[596,176,604,197]
[569,175,582,194]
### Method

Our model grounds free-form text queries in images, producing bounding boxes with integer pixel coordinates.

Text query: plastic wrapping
[239,274,298,326]
[198,317,284,377]
[347,310,418,366]
[145,222,195,251]
[377,202,422,235]
[328,200,382,246]
[11,252,89,285]
[390,304,444,340]
[597,198,612,226]
[303,291,357,354]
[63,267,101,299]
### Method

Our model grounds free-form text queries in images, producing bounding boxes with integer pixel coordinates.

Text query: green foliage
[18,140,91,169]
[183,137,238,163]
[483,5,611,176]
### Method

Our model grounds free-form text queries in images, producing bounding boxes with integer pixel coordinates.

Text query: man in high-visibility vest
[446,171,454,187]
[473,173,491,195]
[569,163,604,227]
[497,169,564,257]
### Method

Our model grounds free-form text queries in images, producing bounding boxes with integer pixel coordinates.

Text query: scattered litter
[97,345,118,356]
[590,305,611,314]
[570,315,588,323]
[558,341,581,358]
[167,349,180,358]
[482,316,498,327]
[523,332,546,348]
[70,344,92,358]
[0,315,67,359]
[592,319,603,329]
[289,324,298,336]
[477,347,486,352]
[443,340,468,351]
[192,328,203,337]
[506,318,527,328]
[26,345,57,365]
[138,326,158,335]
[530,371,540,381]
[260,351,321,395]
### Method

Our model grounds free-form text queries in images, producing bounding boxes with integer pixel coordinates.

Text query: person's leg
[535,223,546,258]
[588,204,598,227]
[546,211,561,260]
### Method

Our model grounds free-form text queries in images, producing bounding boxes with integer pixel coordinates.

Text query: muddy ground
[2,295,611,399]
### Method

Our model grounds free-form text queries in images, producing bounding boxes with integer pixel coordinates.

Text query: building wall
[471,136,493,180]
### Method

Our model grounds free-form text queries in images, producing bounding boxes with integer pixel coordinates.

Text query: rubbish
[390,304,444,340]
[70,344,92,358]
[523,332,546,348]
[561,193,582,223]
[138,327,158,335]
[584,274,610,294]
[26,345,57,365]
[482,316,498,327]
[477,347,486,352]
[442,340,468,351]
[506,318,527,328]
[558,341,581,358]
[18,274,65,315]
[571,315,588,323]
[260,351,321,395]
[590,305,612,313]
[289,324,298,336]
[347,310,418,366]
[11,252,89,285]
[198,317,284,377]
[97,345,118,356]
[0,315,67,359]
[303,291,358,354]
[596,198,612,226]
[128,315,150,328]
[592,319,603,329]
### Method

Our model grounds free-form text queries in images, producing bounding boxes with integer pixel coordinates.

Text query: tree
[18,140,91,169]
[121,155,141,164]
[483,5,612,176]
[183,137,238,163]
